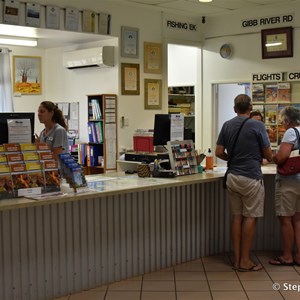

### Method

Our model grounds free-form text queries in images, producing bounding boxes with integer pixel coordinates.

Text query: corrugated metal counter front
[0,168,279,300]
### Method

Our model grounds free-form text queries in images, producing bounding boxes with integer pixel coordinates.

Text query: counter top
[0,166,276,212]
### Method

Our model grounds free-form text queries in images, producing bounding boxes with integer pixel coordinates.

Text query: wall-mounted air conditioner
[63,46,115,69]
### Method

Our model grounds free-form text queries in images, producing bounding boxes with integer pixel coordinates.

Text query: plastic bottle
[205,148,214,171]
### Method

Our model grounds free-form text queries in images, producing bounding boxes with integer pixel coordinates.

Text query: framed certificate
[144,79,162,109]
[261,27,293,59]
[121,26,139,58]
[121,63,140,95]
[144,42,162,74]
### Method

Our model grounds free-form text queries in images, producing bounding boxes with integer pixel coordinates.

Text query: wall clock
[219,44,233,59]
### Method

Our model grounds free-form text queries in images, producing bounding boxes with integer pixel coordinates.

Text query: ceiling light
[199,0,212,2]
[0,36,37,47]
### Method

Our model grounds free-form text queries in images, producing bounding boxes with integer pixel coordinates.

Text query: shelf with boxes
[251,72,300,148]
[168,86,195,142]
[78,94,117,175]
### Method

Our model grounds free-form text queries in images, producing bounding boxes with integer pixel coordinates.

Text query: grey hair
[281,106,300,126]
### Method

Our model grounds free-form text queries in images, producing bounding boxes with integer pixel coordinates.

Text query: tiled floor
[55,251,300,300]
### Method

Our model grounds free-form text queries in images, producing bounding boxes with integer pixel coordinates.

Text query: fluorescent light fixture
[0,36,37,47]
[199,0,212,2]
[0,24,38,38]
[266,42,282,47]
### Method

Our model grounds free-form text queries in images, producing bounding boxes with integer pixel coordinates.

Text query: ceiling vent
[63,46,115,69]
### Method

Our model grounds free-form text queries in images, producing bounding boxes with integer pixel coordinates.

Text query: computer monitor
[0,112,35,144]
[153,114,171,147]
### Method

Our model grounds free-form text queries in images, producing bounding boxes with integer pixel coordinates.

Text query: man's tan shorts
[275,176,300,216]
[227,173,265,218]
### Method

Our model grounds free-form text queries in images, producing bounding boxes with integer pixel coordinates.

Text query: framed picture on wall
[121,26,139,58]
[121,63,140,95]
[144,79,162,109]
[144,42,162,74]
[13,56,42,95]
[261,27,293,59]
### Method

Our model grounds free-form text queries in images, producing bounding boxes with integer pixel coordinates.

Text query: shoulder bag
[277,127,300,176]
[223,118,249,189]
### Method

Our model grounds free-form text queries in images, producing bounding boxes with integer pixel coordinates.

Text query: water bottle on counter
[205,148,214,172]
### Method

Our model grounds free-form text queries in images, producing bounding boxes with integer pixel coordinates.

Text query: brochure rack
[167,140,198,176]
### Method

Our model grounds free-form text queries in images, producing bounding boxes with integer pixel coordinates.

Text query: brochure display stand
[167,140,198,176]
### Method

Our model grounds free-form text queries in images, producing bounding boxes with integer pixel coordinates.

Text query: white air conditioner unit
[63,46,115,69]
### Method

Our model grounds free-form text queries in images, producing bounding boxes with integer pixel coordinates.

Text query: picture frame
[121,63,140,95]
[261,27,293,59]
[121,26,139,58]
[13,56,42,94]
[144,79,162,109]
[144,42,162,74]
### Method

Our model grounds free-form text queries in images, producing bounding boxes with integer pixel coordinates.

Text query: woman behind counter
[269,106,300,267]
[35,101,69,158]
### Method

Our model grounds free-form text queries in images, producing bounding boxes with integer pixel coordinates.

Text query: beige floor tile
[275,280,300,297]
[108,280,142,291]
[141,291,176,300]
[142,280,175,291]
[105,291,140,300]
[202,253,231,264]
[294,265,300,271]
[127,275,143,281]
[69,290,105,300]
[237,270,270,281]
[206,271,238,281]
[175,271,206,281]
[174,262,204,272]
[241,280,274,291]
[268,270,300,281]
[177,291,212,300]
[203,263,234,272]
[176,280,209,292]
[211,291,248,300]
[55,251,300,300]
[246,291,284,300]
[89,285,108,292]
[209,280,243,291]
[280,291,300,300]
[264,264,297,272]
[143,271,174,281]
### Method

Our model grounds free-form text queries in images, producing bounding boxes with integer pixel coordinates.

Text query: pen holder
[137,163,151,177]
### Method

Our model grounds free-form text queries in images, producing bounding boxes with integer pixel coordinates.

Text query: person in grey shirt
[216,94,272,272]
[35,101,69,158]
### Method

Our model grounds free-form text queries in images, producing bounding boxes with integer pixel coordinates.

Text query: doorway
[167,43,200,144]
[213,82,251,165]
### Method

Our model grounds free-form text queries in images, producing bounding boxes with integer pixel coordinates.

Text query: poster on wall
[13,56,41,95]
[65,8,79,31]
[26,2,41,28]
[82,10,95,33]
[99,13,111,35]
[46,5,60,29]
[4,0,20,25]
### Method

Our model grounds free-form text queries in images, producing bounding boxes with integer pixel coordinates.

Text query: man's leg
[239,217,260,269]
[231,214,243,269]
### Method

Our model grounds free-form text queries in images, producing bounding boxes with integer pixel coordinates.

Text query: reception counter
[0,167,280,300]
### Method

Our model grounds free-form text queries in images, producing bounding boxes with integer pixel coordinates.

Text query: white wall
[201,2,300,152]
[168,44,197,87]
[5,0,300,155]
